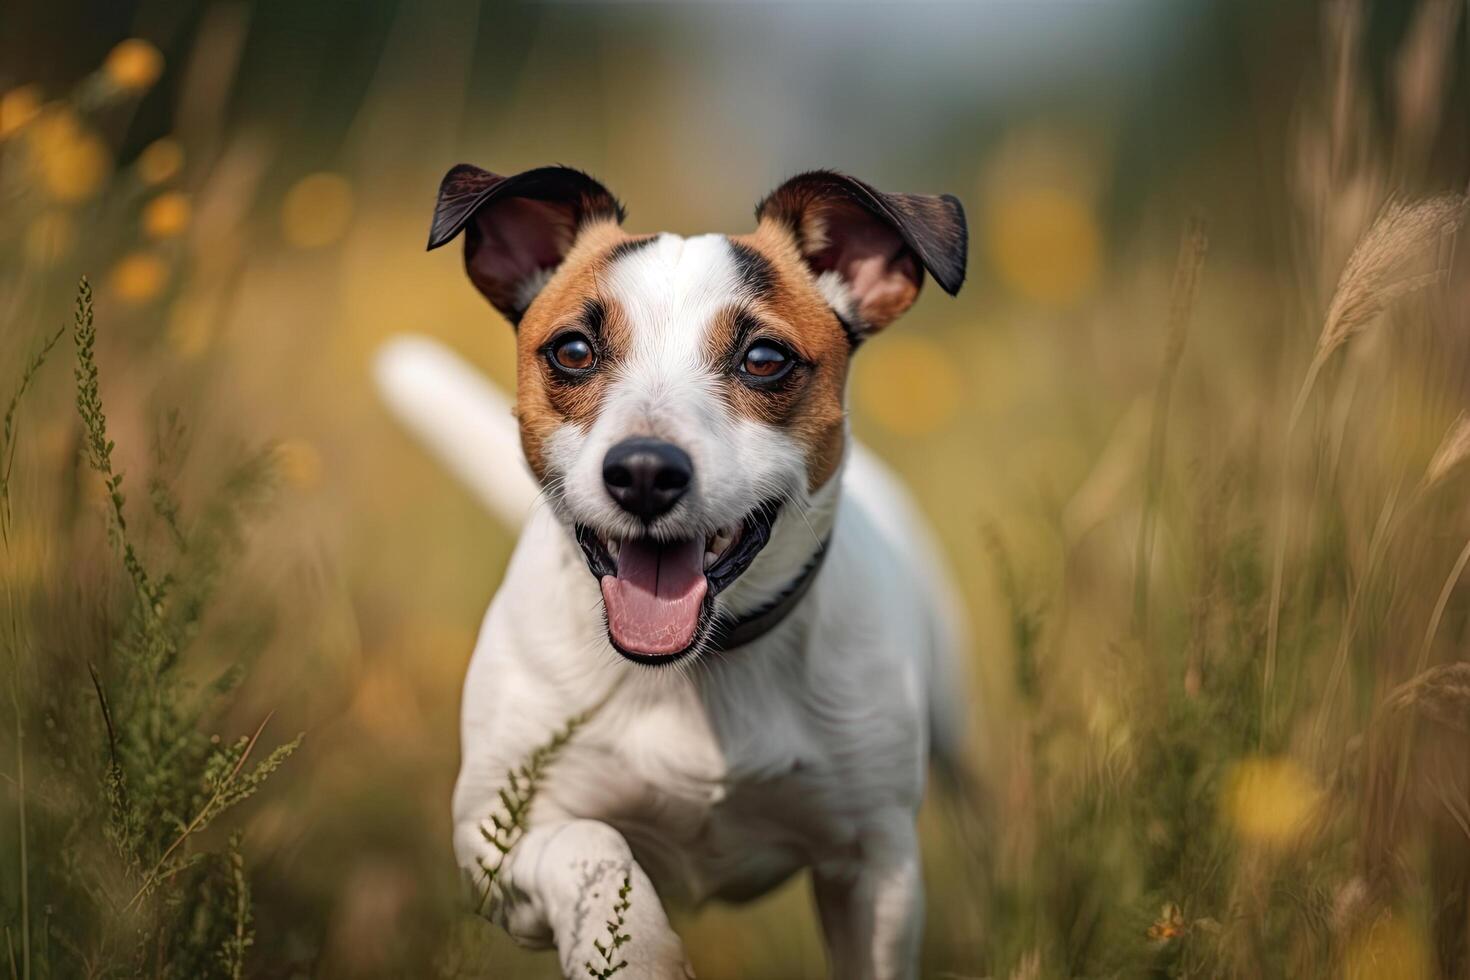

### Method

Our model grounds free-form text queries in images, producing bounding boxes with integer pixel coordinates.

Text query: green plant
[475,710,592,915]
[585,871,632,980]
[1,278,300,978]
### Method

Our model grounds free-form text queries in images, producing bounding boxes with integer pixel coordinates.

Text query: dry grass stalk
[1314,486,1401,747]
[1320,0,1366,201]
[1322,412,1470,735]
[1386,663,1470,734]
[1418,538,1470,676]
[1132,215,1209,640]
[1009,950,1041,980]
[1062,397,1149,543]
[1317,195,1465,360]
[1393,0,1461,165]
[1421,412,1470,491]
[1263,194,1465,720]
[1301,0,1373,286]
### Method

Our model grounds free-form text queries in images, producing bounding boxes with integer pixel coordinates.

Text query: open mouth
[574,500,780,664]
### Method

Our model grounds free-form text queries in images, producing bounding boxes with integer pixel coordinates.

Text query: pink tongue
[601,538,708,656]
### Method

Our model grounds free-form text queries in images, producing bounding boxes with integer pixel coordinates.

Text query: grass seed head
[1318,195,1465,357]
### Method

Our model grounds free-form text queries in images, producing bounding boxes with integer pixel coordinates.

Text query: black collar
[707,538,830,652]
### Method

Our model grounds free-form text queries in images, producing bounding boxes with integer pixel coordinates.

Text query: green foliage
[216,833,254,980]
[0,324,63,546]
[1,278,299,979]
[475,711,591,915]
[585,871,632,979]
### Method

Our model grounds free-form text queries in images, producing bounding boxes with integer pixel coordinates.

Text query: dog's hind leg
[811,814,922,980]
[465,818,693,979]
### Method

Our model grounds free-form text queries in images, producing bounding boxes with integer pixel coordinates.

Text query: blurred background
[3,0,1470,977]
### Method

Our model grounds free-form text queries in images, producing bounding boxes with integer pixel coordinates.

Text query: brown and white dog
[378,165,973,979]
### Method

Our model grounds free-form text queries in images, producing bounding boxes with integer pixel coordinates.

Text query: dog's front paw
[570,929,693,980]
[560,854,692,980]
[600,935,694,980]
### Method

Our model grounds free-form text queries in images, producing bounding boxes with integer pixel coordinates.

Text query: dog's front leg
[467,818,693,979]
[812,818,923,980]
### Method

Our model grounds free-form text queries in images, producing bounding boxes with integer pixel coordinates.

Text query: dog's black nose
[602,438,692,521]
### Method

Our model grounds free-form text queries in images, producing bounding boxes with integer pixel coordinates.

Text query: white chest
[538,679,854,904]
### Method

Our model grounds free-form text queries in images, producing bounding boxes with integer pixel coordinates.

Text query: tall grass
[0,277,299,978]
[959,3,1470,976]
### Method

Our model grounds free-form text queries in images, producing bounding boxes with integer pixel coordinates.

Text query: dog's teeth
[607,539,620,560]
[704,550,718,570]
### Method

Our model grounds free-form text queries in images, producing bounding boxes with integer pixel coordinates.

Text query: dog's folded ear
[756,171,966,338]
[428,164,625,324]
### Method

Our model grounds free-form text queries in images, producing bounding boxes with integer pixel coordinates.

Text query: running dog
[380,164,973,979]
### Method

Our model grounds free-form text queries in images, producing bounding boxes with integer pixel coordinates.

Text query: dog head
[429,165,966,664]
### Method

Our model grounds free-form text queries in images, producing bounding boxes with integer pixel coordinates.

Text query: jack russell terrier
[377,165,974,979]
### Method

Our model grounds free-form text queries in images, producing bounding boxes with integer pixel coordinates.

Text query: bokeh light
[26,110,110,202]
[1222,756,1321,847]
[281,173,355,248]
[980,125,1109,308]
[854,334,963,437]
[108,251,169,304]
[986,186,1101,307]
[142,192,191,239]
[273,439,325,490]
[136,138,184,185]
[0,84,42,139]
[1344,914,1432,980]
[350,664,422,740]
[103,39,164,92]
[167,294,213,359]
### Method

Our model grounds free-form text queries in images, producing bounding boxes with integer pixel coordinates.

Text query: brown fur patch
[513,221,639,481]
[755,169,967,296]
[721,226,853,492]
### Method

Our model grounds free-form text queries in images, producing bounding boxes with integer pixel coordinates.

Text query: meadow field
[3,1,1470,977]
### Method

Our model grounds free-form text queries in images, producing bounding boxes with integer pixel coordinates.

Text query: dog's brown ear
[428,164,625,324]
[756,171,966,338]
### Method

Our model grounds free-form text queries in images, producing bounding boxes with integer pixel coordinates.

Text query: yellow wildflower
[1146,903,1185,945]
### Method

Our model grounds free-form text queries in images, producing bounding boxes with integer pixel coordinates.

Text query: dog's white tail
[373,335,538,530]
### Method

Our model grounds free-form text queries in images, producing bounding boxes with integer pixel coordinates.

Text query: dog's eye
[740,341,792,381]
[549,333,596,373]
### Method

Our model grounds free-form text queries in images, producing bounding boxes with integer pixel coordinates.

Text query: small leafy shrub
[0,278,299,978]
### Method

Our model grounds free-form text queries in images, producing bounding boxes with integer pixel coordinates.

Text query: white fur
[514,265,558,315]
[375,236,970,979]
[815,268,864,335]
